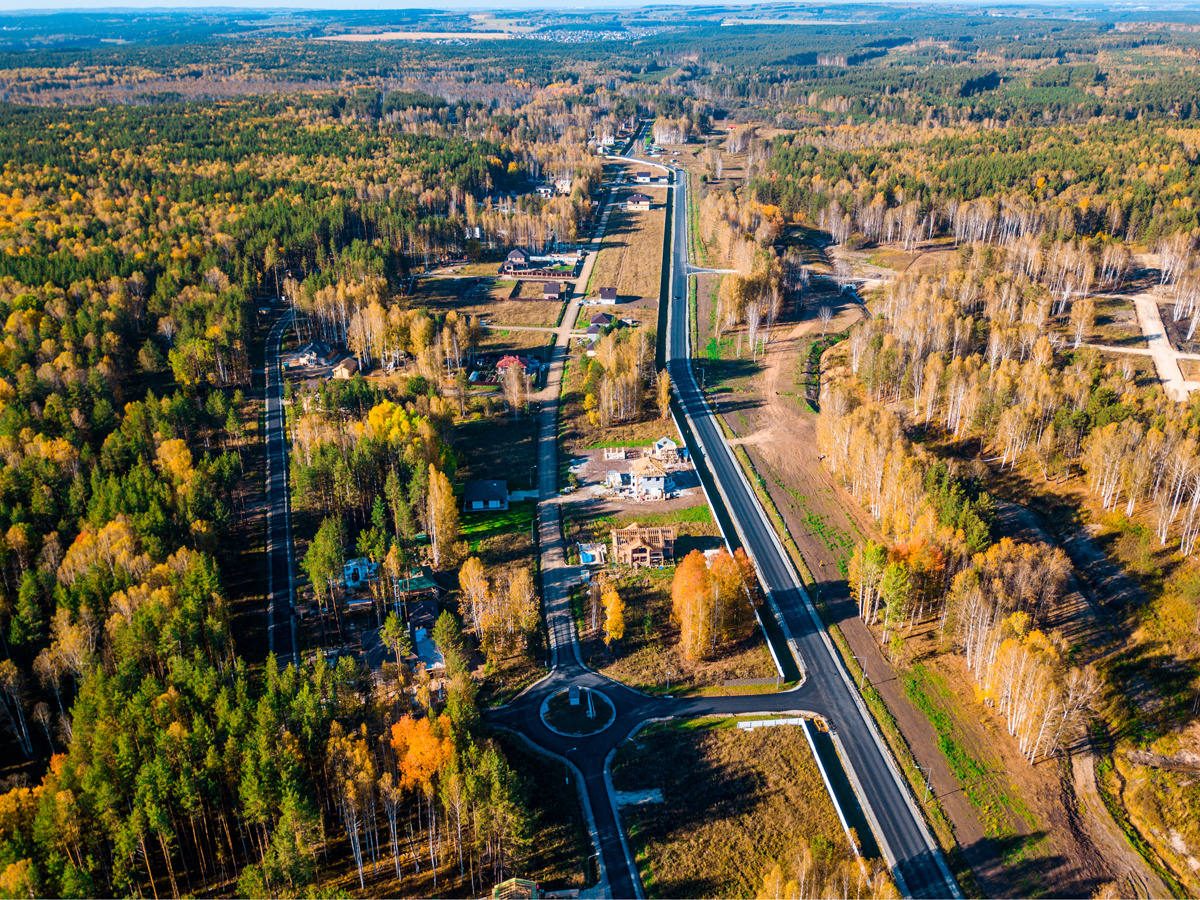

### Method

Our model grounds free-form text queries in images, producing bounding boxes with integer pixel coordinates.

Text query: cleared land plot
[589,186,667,303]
[1180,358,1200,381]
[452,415,537,487]
[480,328,554,356]
[410,276,564,327]
[611,719,849,898]
[1088,295,1147,349]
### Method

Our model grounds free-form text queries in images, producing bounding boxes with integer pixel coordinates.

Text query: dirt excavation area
[699,288,1167,897]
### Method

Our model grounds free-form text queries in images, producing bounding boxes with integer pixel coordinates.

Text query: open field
[410,275,565,328]
[1089,295,1147,349]
[480,329,555,355]
[588,186,667,303]
[611,719,850,898]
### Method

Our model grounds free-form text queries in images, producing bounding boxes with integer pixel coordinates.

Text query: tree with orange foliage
[392,715,453,888]
[671,549,761,660]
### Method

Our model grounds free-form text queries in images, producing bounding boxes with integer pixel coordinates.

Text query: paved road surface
[488,158,960,900]
[663,167,959,900]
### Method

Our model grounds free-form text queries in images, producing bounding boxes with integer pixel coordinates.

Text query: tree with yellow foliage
[600,575,625,644]
[427,464,460,569]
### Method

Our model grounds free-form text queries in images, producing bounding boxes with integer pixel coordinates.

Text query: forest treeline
[0,78,613,898]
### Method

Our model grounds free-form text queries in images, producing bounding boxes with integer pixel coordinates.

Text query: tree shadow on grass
[1100,641,1200,742]
[612,723,772,900]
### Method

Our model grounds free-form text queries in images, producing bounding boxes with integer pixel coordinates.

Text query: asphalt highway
[488,147,959,900]
[663,168,960,900]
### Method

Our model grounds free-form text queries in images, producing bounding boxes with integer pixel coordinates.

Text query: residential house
[629,456,669,499]
[590,312,614,327]
[535,185,554,199]
[332,357,359,379]
[599,287,618,303]
[463,480,509,512]
[626,193,651,212]
[502,248,532,273]
[611,522,676,567]
[634,172,652,183]
[543,282,564,300]
[343,557,379,590]
[296,340,333,367]
[651,436,685,463]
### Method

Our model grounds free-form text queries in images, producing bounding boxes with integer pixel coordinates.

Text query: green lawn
[461,502,536,546]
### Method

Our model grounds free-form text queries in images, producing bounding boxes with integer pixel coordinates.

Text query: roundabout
[540,686,616,737]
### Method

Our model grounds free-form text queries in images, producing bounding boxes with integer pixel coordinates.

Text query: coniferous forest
[7,5,1200,899]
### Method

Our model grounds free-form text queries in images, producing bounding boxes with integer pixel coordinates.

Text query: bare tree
[819,305,834,337]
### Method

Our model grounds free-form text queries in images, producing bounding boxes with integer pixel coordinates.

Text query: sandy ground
[1129,290,1200,401]
[565,449,706,518]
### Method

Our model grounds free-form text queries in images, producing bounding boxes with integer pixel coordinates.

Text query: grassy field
[1089,295,1147,348]
[480,328,554,355]
[589,186,667,303]
[461,503,535,545]
[611,719,850,898]
[544,688,615,735]
[411,275,564,327]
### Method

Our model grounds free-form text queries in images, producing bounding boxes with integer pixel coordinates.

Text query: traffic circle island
[540,685,616,736]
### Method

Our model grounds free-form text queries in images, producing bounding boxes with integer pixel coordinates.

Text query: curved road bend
[265,312,296,668]
[664,168,959,900]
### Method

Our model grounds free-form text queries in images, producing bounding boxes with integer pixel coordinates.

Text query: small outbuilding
[332,357,359,379]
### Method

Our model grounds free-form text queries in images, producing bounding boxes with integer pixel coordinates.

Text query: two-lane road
[663,168,960,900]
